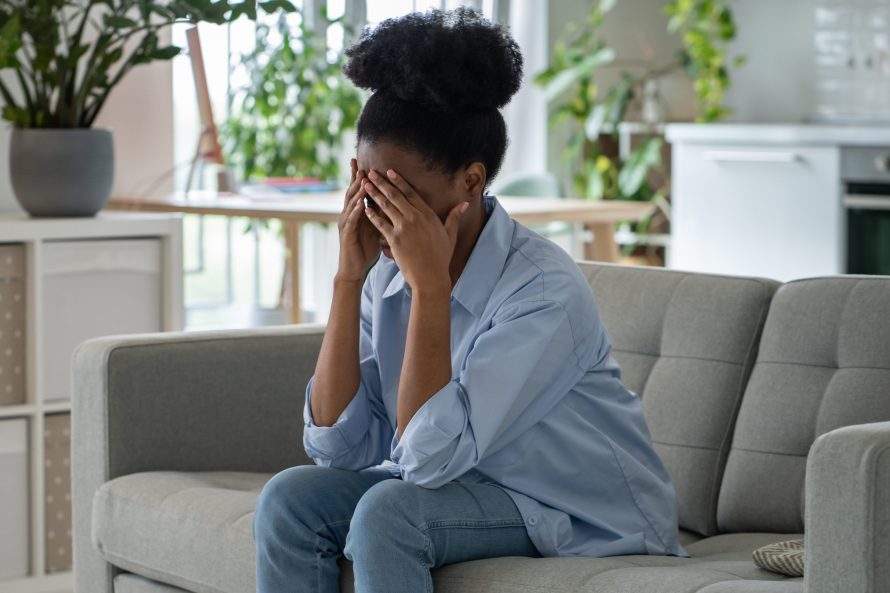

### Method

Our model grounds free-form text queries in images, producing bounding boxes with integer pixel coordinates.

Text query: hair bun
[344,7,523,113]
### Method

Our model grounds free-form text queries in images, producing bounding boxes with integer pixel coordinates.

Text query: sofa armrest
[804,420,890,593]
[72,323,325,593]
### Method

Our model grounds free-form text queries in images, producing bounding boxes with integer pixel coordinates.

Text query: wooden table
[106,191,654,323]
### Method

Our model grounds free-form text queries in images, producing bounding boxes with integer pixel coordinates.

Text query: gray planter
[9,128,114,217]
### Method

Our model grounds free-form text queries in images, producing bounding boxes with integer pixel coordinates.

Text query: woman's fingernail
[460,202,469,213]
[386,169,396,179]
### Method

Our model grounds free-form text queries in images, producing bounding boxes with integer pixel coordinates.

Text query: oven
[842,147,890,276]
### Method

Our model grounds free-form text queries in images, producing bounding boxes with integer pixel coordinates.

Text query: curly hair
[343,7,523,187]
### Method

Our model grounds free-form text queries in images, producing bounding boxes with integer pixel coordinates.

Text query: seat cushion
[94,471,270,593]
[579,263,779,535]
[717,276,890,533]
[115,572,192,592]
[94,471,804,593]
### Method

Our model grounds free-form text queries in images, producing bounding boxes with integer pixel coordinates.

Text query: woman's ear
[463,162,487,199]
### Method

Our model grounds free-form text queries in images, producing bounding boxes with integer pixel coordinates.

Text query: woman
[254,7,689,593]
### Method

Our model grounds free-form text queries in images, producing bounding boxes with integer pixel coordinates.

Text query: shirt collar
[380,195,514,318]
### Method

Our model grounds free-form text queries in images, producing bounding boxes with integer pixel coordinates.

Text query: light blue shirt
[303,195,689,558]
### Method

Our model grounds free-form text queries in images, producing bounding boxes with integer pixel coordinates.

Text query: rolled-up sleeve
[390,298,591,488]
[302,272,392,470]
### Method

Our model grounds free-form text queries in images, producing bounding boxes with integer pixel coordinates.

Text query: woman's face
[356,139,486,259]
[356,140,471,224]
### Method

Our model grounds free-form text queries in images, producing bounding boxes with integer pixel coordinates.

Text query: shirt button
[527,516,538,526]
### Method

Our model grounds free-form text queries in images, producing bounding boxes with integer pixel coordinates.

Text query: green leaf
[583,102,609,140]
[618,138,662,197]
[259,0,298,13]
[542,46,615,102]
[1,104,27,126]
[587,168,605,200]
[0,14,22,68]
[104,15,138,28]
[151,46,181,60]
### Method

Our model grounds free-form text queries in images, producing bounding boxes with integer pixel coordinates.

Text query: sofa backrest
[577,262,779,536]
[716,276,890,533]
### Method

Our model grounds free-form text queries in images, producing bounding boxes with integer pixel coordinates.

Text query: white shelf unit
[0,212,183,593]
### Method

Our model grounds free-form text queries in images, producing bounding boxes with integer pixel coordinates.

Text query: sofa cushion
[93,471,267,593]
[578,263,779,535]
[345,532,803,593]
[94,471,803,593]
[115,572,192,592]
[717,277,890,533]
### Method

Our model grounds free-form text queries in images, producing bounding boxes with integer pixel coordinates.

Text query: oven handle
[844,194,890,210]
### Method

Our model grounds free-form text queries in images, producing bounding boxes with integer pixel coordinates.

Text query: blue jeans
[253,464,541,593]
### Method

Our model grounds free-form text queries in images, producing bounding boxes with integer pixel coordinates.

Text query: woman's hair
[343,7,523,187]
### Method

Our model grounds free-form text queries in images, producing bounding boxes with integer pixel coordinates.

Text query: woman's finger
[384,169,427,211]
[343,169,365,209]
[364,203,394,239]
[367,170,413,215]
[344,190,364,222]
[363,178,404,223]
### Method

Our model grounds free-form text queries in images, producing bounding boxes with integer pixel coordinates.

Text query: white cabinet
[669,142,844,281]
[0,212,182,593]
[41,239,163,401]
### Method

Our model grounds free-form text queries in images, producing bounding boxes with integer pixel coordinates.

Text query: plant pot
[9,128,114,217]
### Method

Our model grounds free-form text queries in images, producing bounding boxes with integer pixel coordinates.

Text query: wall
[723,0,816,123]
[0,71,18,212]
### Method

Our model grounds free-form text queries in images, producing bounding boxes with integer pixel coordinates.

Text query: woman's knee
[345,480,421,552]
[254,465,333,533]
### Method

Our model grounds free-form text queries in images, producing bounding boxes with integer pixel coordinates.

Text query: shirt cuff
[303,375,371,461]
[390,378,466,466]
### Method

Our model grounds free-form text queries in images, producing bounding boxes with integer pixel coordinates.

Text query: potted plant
[0,0,296,217]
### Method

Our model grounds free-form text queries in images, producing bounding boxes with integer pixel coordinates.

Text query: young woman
[254,7,688,593]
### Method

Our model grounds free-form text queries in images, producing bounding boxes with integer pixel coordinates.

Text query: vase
[9,128,114,217]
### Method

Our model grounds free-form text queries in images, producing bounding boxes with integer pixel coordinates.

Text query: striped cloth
[752,539,804,577]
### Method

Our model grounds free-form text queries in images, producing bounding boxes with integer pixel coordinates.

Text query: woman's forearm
[396,287,453,439]
[310,275,365,427]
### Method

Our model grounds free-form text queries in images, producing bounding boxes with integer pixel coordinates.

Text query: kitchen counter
[665,123,890,147]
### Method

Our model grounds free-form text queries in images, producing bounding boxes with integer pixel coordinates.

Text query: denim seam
[420,529,434,593]
[314,519,352,593]
[421,518,527,530]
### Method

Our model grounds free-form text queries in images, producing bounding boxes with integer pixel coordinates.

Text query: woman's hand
[362,168,468,292]
[336,158,382,283]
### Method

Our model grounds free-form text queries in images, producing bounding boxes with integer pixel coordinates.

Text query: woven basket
[752,539,804,577]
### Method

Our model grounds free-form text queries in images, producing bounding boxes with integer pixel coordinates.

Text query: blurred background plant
[220,5,361,185]
[535,0,743,258]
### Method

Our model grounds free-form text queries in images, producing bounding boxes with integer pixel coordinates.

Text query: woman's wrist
[333,271,367,287]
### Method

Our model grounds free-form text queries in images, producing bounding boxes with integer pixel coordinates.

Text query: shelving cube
[0,212,183,593]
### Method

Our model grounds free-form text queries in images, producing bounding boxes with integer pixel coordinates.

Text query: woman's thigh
[346,478,540,568]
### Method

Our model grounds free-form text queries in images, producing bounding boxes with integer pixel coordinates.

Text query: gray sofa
[72,261,890,593]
